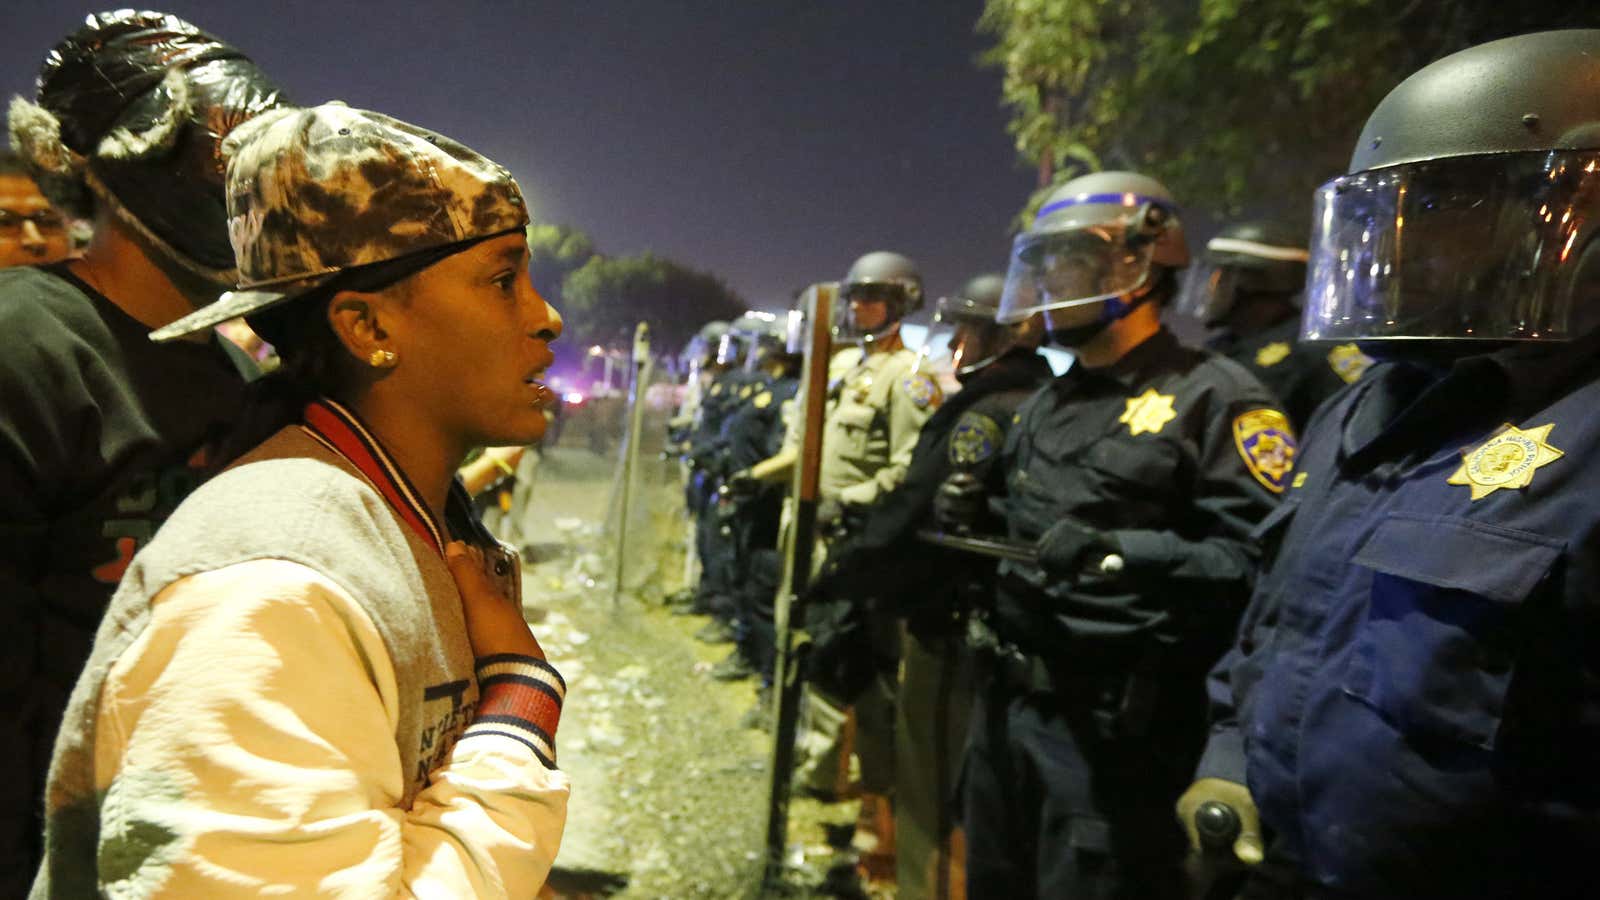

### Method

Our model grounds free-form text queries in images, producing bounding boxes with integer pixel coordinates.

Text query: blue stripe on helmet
[1035,192,1178,223]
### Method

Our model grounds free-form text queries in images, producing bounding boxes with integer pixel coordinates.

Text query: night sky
[3,1,1037,315]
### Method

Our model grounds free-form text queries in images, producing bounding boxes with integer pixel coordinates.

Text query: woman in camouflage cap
[35,104,569,898]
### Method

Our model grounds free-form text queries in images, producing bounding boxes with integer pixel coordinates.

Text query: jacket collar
[300,398,447,555]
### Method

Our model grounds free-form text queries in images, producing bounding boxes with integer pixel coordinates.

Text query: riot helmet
[998,171,1189,346]
[682,320,729,376]
[714,323,750,367]
[1304,29,1600,344]
[8,11,286,286]
[730,310,796,373]
[836,250,923,344]
[921,273,1043,382]
[1175,221,1309,326]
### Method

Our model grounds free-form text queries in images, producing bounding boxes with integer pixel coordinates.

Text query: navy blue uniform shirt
[992,327,1290,664]
[1209,314,1372,433]
[1202,338,1600,898]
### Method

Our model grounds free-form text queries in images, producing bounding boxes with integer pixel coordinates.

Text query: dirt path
[505,446,868,899]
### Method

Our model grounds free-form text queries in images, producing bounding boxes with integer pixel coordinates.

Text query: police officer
[747,251,942,804]
[958,171,1290,898]
[816,273,1052,898]
[685,323,755,633]
[712,313,804,685]
[1174,221,1372,430]
[1182,30,1600,900]
[665,320,729,611]
[668,320,729,451]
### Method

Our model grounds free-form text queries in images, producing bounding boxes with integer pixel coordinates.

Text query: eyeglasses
[0,208,67,237]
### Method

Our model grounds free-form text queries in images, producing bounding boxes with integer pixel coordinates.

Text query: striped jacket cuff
[464,654,565,769]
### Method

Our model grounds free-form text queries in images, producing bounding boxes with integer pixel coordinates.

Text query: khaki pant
[894,630,976,899]
[792,534,899,797]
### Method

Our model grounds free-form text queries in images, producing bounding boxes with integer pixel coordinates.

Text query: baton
[1188,801,1247,900]
[915,529,1129,577]
[1195,801,1241,854]
[916,529,1038,563]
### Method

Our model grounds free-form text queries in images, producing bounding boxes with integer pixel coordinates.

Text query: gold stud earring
[369,349,397,368]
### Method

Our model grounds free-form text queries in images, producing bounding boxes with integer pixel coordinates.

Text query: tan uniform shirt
[819,344,941,506]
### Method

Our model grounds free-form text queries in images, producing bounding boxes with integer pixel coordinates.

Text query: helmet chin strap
[1046,292,1145,348]
[84,168,237,288]
[859,318,902,349]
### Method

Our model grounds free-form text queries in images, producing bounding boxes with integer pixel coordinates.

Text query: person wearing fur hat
[35,102,569,899]
[0,12,285,894]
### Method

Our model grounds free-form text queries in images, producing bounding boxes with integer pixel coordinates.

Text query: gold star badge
[1447,423,1563,501]
[1327,343,1375,384]
[1255,341,1292,368]
[1120,388,1177,436]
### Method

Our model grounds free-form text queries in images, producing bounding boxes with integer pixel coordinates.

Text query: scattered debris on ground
[510,447,885,899]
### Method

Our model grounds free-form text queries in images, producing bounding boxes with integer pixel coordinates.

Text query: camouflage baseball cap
[150,102,529,342]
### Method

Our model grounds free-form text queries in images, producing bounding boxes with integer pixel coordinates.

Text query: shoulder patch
[1255,341,1292,368]
[902,372,943,410]
[1233,408,1297,494]
[1327,343,1374,384]
[949,413,1004,468]
[753,390,772,409]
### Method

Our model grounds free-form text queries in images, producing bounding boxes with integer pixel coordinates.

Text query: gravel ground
[502,444,881,899]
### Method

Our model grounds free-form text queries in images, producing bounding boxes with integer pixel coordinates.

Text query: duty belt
[968,617,1161,739]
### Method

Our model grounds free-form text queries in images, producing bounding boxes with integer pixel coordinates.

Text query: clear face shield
[727,313,780,373]
[1174,265,1243,325]
[1174,240,1309,326]
[997,221,1158,327]
[783,308,808,355]
[834,281,907,343]
[680,335,710,381]
[1303,151,1600,343]
[919,295,1012,378]
[714,332,746,367]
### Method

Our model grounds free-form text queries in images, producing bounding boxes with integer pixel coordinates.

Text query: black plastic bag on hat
[11,11,285,275]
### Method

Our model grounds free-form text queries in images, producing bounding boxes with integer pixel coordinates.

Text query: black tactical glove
[934,472,985,533]
[1036,516,1118,576]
